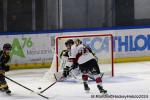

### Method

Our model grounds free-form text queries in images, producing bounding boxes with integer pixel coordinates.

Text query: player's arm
[0,53,10,72]
[84,45,98,61]
[60,49,69,59]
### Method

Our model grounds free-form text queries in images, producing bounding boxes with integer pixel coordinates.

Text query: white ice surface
[1,61,150,100]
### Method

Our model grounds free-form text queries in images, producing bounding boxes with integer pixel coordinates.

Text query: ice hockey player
[0,43,12,94]
[74,38,98,61]
[60,49,70,77]
[64,39,107,94]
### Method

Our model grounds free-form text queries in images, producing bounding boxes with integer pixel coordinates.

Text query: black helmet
[65,39,74,46]
[3,43,12,50]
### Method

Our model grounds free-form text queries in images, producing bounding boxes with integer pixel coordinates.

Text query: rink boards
[0,26,150,69]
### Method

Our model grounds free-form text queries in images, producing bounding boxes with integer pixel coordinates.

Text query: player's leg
[0,73,11,94]
[82,73,90,91]
[89,59,107,94]
[79,64,90,91]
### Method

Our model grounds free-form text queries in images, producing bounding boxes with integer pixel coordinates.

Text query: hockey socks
[83,82,90,91]
[95,75,107,94]
[82,74,90,92]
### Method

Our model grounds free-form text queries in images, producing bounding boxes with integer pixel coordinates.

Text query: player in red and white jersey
[64,39,107,94]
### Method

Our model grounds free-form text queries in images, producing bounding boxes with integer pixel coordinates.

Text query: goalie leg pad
[54,71,63,81]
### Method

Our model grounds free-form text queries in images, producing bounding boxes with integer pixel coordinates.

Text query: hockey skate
[97,85,107,94]
[5,89,11,95]
[0,88,11,95]
[83,82,90,92]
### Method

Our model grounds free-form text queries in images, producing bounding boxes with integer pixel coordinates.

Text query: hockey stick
[69,71,82,83]
[70,71,104,82]
[40,67,74,93]
[88,72,104,81]
[4,75,49,99]
[39,75,61,93]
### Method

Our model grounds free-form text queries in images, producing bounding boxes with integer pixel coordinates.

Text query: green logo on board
[10,37,33,58]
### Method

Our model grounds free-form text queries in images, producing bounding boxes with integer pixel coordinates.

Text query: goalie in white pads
[60,50,70,77]
[64,39,107,94]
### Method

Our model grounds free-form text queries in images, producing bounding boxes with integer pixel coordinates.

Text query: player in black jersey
[0,43,12,94]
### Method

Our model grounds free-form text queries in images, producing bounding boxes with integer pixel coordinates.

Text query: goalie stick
[4,75,49,99]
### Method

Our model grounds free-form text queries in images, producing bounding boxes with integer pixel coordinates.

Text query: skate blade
[6,93,11,96]
[100,92,108,95]
[0,92,11,96]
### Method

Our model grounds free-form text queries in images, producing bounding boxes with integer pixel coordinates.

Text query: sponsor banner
[114,28,150,58]
[0,33,56,65]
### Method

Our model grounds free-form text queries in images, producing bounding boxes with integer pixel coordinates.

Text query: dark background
[0,0,150,32]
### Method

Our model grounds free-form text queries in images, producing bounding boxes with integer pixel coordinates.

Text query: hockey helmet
[65,39,74,46]
[3,43,12,50]
[74,38,82,44]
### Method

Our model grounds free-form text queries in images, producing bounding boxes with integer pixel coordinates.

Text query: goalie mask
[65,39,74,50]
[65,39,74,46]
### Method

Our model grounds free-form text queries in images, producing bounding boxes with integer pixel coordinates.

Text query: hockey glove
[71,63,78,69]
[63,66,70,77]
[4,65,10,72]
[60,50,69,58]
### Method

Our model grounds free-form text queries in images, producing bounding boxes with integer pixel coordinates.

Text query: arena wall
[0,27,150,69]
